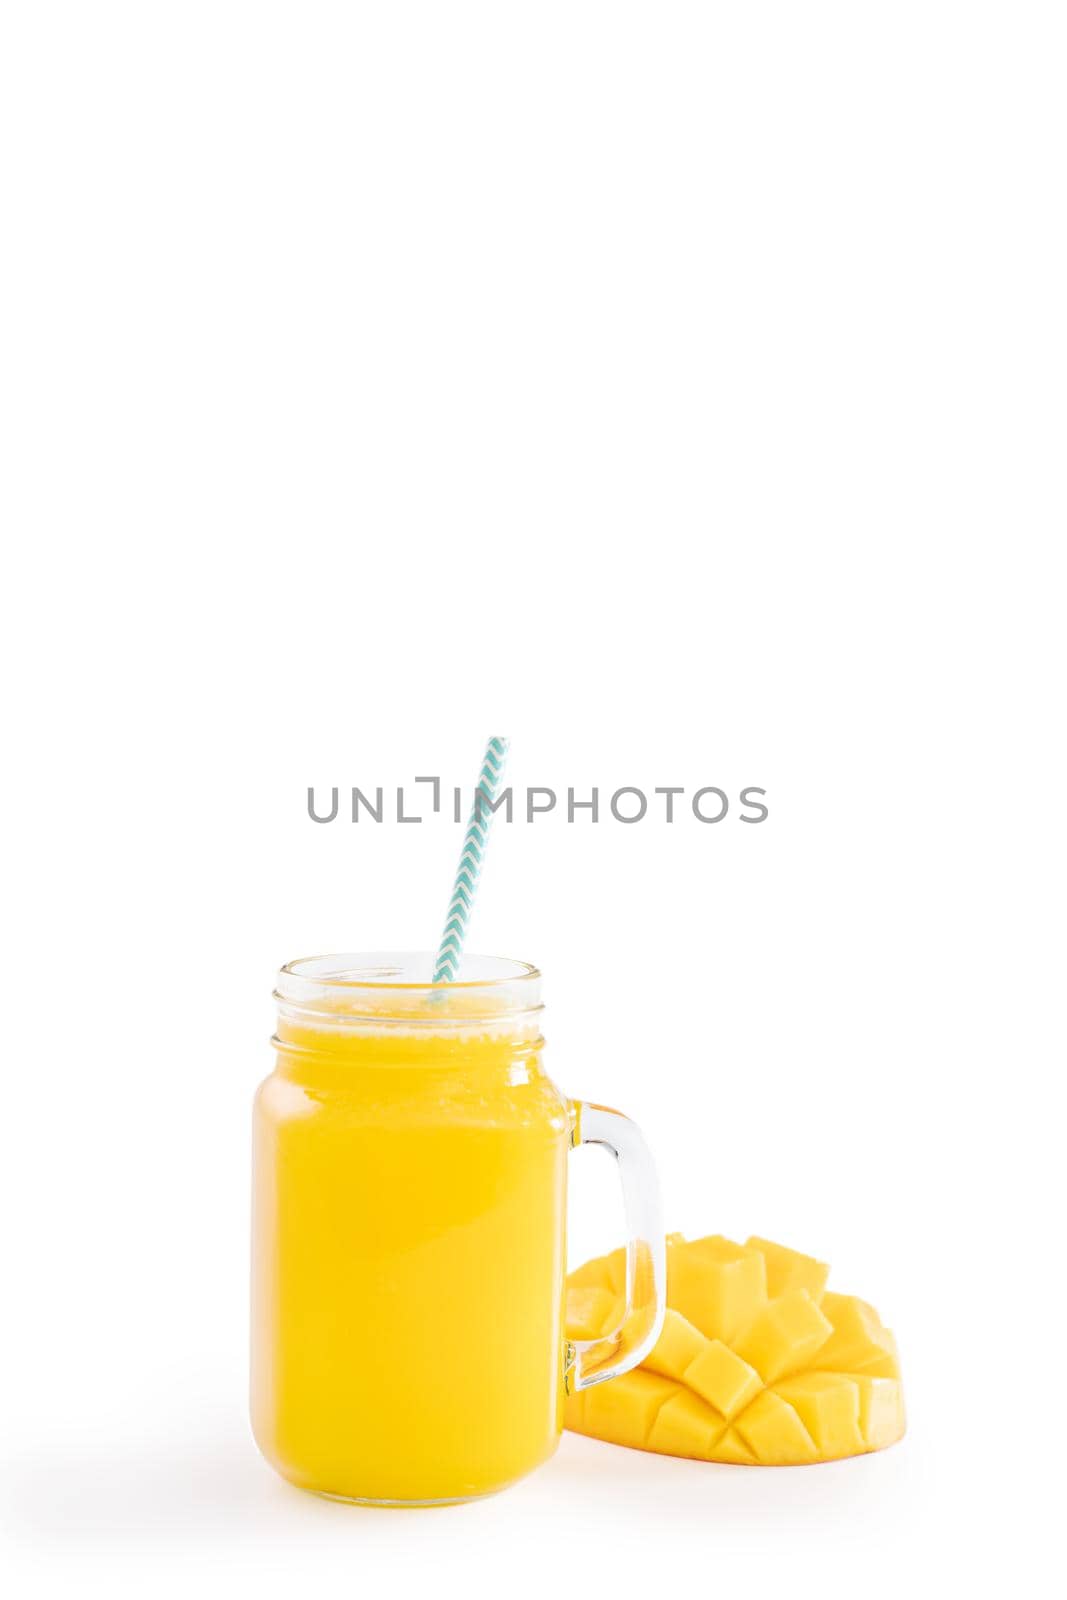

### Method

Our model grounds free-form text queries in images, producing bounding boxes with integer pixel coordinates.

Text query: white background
[1,2,1064,1596]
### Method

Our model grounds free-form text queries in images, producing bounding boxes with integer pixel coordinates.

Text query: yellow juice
[251,968,571,1504]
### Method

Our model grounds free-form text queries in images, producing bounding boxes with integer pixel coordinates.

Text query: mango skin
[565,1235,904,1466]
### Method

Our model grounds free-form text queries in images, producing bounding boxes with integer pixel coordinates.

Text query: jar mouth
[280,952,539,990]
[274,952,543,1032]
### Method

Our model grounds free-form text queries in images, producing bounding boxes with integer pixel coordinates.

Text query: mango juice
[251,959,571,1504]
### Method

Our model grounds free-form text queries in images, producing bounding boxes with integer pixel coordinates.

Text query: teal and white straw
[432,736,510,984]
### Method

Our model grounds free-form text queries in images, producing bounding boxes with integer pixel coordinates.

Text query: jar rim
[274,952,543,1030]
[278,952,540,990]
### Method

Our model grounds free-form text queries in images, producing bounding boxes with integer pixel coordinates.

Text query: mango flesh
[565,1234,904,1465]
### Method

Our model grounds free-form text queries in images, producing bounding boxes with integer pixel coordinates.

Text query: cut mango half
[565,1234,904,1465]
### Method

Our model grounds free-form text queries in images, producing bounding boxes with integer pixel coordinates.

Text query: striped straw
[432,736,510,984]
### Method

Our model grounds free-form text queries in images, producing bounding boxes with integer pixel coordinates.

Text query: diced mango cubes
[684,1337,763,1419]
[734,1289,834,1384]
[566,1286,622,1342]
[644,1308,708,1379]
[747,1236,830,1300]
[666,1234,768,1343]
[564,1234,904,1465]
[775,1372,866,1458]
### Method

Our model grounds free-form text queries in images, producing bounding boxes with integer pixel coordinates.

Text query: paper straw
[432,736,510,983]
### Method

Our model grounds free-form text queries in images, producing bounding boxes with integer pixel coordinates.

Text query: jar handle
[566,1101,665,1391]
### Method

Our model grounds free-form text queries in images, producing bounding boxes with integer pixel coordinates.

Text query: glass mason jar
[251,953,664,1506]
